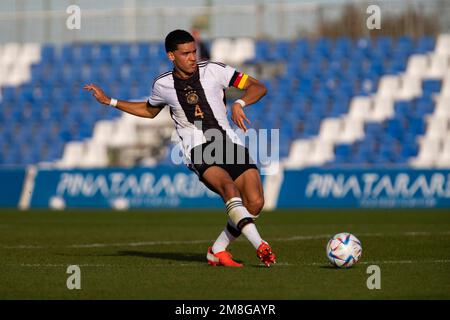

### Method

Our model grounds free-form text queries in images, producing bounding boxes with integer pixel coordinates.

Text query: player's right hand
[83,83,110,105]
[231,103,251,133]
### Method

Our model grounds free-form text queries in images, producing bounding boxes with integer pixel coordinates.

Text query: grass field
[0,209,449,300]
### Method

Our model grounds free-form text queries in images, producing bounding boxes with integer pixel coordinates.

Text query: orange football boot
[256,241,276,267]
[207,247,243,267]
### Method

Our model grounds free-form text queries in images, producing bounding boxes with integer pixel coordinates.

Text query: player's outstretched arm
[83,83,163,119]
[231,76,267,132]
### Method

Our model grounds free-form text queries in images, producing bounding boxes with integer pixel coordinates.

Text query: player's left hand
[83,83,110,105]
[231,103,251,132]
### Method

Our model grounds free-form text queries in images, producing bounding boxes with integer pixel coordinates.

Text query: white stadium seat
[0,43,41,86]
[108,117,138,147]
[440,74,450,98]
[318,118,343,143]
[18,43,41,64]
[406,54,428,78]
[79,140,109,168]
[92,120,116,145]
[395,75,422,100]
[0,43,21,66]
[410,137,442,168]
[308,139,334,165]
[58,142,86,168]
[338,117,365,143]
[376,75,401,99]
[436,139,450,168]
[283,139,312,168]
[229,38,255,65]
[435,34,450,56]
[434,97,450,118]
[424,54,450,79]
[371,98,394,121]
[347,96,372,121]
[424,116,449,140]
[211,38,233,64]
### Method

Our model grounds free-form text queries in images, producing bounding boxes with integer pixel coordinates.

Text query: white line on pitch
[7,259,450,268]
[2,231,450,249]
[268,259,450,266]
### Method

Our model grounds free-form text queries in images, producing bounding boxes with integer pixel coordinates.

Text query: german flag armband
[229,71,249,89]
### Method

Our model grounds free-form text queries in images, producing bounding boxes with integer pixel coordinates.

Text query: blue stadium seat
[422,79,442,96]
[41,44,55,62]
[416,36,435,53]
[0,36,439,167]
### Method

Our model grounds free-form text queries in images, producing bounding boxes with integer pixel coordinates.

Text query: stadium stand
[0,35,449,168]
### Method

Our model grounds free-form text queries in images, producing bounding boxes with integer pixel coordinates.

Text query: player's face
[169,42,197,77]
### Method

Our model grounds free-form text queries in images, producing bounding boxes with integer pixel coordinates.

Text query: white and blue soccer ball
[326,232,362,268]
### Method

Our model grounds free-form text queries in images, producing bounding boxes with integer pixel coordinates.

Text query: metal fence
[1,0,450,44]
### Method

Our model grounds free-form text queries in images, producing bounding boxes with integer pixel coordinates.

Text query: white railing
[0,0,448,44]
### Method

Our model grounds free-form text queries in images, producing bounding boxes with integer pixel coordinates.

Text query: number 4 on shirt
[195,105,204,119]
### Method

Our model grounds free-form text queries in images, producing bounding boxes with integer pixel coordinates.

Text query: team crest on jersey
[186,91,199,105]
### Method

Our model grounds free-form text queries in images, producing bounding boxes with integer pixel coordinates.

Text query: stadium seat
[318,118,343,143]
[347,97,372,121]
[377,75,401,99]
[410,137,441,167]
[308,140,334,165]
[423,116,449,140]
[395,75,422,100]
[371,97,395,121]
[211,38,233,64]
[283,139,312,168]
[405,54,428,78]
[79,140,109,168]
[230,38,255,65]
[58,141,85,168]
[1,35,447,168]
[435,34,450,56]
[436,139,450,168]
[424,54,450,79]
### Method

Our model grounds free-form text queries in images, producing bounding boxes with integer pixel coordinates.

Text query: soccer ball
[326,232,362,268]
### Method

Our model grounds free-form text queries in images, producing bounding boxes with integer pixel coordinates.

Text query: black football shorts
[188,138,258,182]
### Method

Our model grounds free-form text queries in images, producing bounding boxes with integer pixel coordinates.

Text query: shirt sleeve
[210,63,241,89]
[147,82,166,107]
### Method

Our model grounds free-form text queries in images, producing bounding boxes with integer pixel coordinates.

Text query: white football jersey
[148,61,249,161]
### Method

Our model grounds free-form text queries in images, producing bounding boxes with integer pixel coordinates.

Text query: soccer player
[84,29,276,267]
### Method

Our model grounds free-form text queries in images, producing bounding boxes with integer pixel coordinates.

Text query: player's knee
[221,182,240,200]
[247,197,264,216]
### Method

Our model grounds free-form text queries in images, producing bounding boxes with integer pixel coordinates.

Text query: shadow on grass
[116,250,206,263]
[318,265,339,269]
[318,264,360,270]
[54,250,249,265]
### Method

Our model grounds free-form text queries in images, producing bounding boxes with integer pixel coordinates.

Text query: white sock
[212,228,236,253]
[226,197,263,250]
[241,223,263,249]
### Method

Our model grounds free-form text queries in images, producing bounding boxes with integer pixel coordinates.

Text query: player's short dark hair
[165,29,195,53]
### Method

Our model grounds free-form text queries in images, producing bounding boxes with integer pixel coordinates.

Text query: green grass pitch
[0,209,449,299]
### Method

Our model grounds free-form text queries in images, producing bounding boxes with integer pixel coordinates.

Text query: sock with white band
[211,218,241,253]
[225,197,263,250]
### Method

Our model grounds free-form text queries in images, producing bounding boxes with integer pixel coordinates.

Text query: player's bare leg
[235,168,276,267]
[210,168,263,253]
[207,171,262,260]
[234,168,264,216]
[202,166,275,267]
[201,167,243,267]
